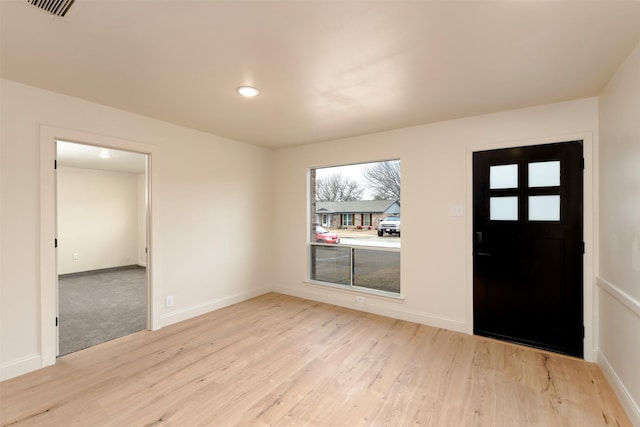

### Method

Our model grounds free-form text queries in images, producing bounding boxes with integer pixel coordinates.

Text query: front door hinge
[582,242,585,254]
[56,317,58,327]
[581,157,585,170]
[55,238,58,248]
[54,159,57,170]
[582,325,585,338]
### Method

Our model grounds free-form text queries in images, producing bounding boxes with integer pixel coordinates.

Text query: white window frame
[308,160,402,298]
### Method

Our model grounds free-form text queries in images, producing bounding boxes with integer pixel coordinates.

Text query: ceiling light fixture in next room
[237,86,260,98]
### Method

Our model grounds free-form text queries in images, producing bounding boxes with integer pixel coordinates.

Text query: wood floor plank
[0,293,631,426]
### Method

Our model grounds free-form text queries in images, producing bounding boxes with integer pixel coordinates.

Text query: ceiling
[2,1,640,149]
[57,141,147,174]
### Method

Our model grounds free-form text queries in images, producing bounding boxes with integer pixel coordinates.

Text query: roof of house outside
[316,200,399,214]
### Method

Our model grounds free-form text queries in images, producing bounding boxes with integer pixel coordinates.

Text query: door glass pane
[528,161,560,187]
[529,195,560,221]
[490,196,518,221]
[490,164,518,189]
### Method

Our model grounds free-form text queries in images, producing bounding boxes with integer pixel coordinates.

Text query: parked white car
[378,216,400,236]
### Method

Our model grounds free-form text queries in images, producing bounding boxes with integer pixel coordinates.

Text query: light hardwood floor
[0,293,631,426]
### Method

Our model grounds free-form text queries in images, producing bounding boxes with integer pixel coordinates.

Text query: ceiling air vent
[28,0,77,17]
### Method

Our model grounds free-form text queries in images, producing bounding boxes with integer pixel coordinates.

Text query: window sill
[303,279,406,302]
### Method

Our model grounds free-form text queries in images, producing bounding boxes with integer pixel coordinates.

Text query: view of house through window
[309,160,400,295]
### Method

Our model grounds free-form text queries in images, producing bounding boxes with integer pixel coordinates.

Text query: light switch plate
[451,205,464,217]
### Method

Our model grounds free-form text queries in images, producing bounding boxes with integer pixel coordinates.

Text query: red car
[315,226,340,244]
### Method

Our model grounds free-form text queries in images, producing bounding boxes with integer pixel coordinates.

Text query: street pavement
[338,233,400,249]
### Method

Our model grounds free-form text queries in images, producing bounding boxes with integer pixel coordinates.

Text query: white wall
[0,77,604,387]
[272,98,598,347]
[57,166,140,274]
[598,40,640,425]
[0,79,273,380]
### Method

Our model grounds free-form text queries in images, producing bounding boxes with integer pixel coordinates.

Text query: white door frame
[40,126,159,368]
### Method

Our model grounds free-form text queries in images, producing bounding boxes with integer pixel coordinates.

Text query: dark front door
[473,141,584,357]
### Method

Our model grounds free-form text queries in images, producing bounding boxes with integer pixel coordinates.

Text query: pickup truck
[378,216,400,237]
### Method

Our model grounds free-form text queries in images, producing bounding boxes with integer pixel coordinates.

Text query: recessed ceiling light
[237,86,260,98]
[99,150,112,159]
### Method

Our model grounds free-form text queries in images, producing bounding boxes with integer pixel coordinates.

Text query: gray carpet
[58,266,147,356]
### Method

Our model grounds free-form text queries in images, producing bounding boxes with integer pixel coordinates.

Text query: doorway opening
[56,141,149,356]
[472,141,584,358]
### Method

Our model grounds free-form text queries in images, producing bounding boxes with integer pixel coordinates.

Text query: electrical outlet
[165,296,174,307]
[355,296,365,306]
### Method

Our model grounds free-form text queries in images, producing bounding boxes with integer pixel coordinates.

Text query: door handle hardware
[475,232,483,245]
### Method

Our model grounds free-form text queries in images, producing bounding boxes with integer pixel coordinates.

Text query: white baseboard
[0,353,42,382]
[158,286,272,328]
[1,288,271,382]
[273,285,467,333]
[598,349,640,427]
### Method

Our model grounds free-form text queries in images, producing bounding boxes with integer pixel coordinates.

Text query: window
[528,161,560,187]
[490,164,518,189]
[309,160,400,295]
[310,245,351,285]
[490,196,518,221]
[527,161,561,221]
[488,160,562,223]
[529,195,560,221]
